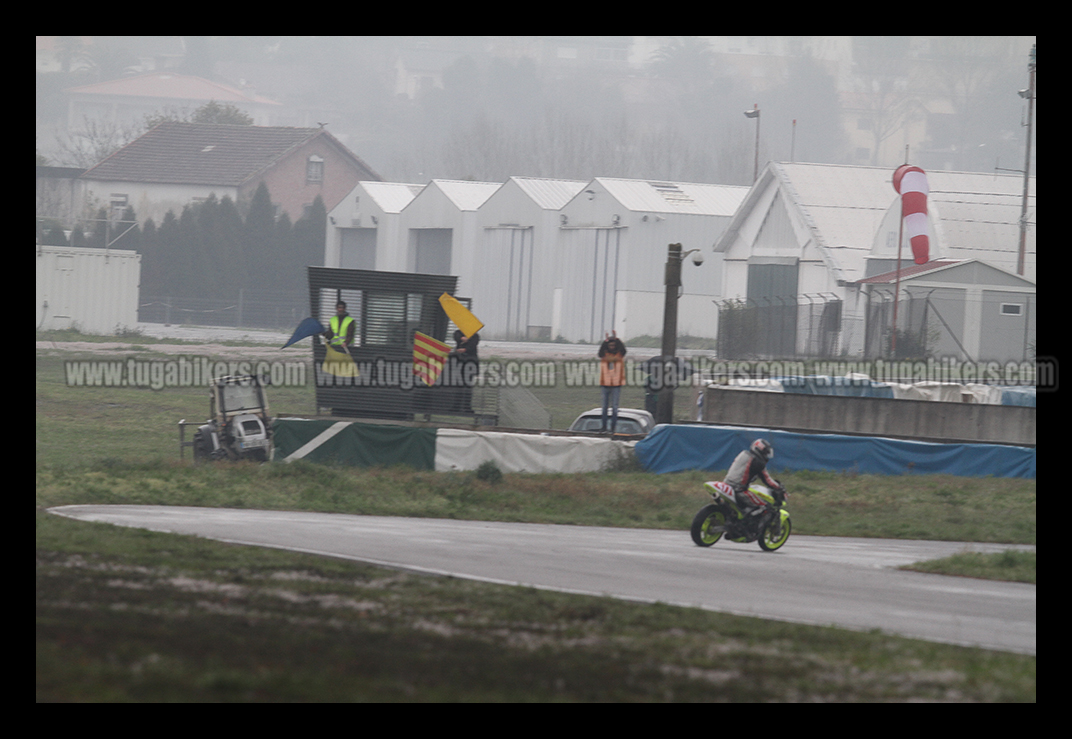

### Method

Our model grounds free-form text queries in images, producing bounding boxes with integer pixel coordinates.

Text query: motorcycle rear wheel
[758,514,791,551]
[691,504,728,547]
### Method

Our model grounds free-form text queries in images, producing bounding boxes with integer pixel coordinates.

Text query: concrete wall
[700,387,1035,446]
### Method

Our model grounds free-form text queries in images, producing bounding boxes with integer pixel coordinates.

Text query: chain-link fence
[862,289,1037,362]
[863,291,937,359]
[139,290,307,331]
[715,294,843,359]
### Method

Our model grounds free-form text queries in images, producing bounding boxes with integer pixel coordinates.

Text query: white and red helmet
[751,438,773,462]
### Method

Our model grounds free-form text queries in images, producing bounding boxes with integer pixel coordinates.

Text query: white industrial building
[712,162,1036,359]
[324,175,748,343]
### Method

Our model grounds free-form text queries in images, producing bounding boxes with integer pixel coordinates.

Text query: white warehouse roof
[357,181,425,213]
[430,179,502,211]
[594,177,748,216]
[509,176,588,210]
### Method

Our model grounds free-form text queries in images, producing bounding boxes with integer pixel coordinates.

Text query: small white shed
[856,259,1036,363]
[325,181,425,271]
[36,245,141,334]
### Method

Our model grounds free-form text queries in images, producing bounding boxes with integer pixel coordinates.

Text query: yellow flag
[438,293,484,338]
[322,344,360,377]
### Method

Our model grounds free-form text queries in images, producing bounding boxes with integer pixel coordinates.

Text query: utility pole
[656,244,683,425]
[1017,43,1035,276]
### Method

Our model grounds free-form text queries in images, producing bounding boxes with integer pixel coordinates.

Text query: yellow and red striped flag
[413,331,451,386]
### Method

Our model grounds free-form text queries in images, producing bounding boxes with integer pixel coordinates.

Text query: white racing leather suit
[724,448,781,510]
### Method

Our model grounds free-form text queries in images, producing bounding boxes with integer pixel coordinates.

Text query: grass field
[36,339,1036,701]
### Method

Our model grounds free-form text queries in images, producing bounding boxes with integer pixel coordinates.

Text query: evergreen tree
[154,211,182,301]
[289,196,326,295]
[87,207,108,249]
[273,211,294,293]
[42,222,68,246]
[244,182,277,292]
[214,195,246,299]
[121,183,316,319]
[293,195,327,274]
[192,194,222,299]
[69,224,88,247]
[191,100,254,126]
[176,206,199,297]
[139,218,161,297]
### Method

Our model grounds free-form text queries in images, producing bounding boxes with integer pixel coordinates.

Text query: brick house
[78,121,381,225]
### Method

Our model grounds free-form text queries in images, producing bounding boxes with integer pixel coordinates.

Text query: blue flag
[281,317,325,349]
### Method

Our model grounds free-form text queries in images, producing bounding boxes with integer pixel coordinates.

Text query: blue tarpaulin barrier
[634,424,1035,479]
[764,376,1036,406]
[776,376,895,398]
[999,387,1037,407]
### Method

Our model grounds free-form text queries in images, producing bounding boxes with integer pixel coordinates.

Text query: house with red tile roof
[63,72,283,128]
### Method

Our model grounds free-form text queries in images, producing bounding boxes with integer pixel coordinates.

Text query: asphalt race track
[48,505,1036,655]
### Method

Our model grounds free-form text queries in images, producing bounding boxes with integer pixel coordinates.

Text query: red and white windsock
[892,164,930,265]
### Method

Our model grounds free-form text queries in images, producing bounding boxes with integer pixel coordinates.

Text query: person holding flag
[279,304,359,380]
[450,328,481,413]
[323,301,356,350]
[319,301,359,379]
[413,294,485,414]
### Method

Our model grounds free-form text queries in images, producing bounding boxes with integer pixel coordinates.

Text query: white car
[568,408,656,436]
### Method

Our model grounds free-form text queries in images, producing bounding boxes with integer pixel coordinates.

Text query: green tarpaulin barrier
[273,419,436,469]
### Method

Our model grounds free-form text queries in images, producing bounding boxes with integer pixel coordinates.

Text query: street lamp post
[744,104,760,183]
[656,243,704,425]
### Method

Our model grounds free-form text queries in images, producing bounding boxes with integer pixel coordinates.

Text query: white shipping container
[36,245,141,334]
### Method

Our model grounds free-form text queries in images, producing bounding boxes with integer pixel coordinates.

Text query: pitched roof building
[712,161,1036,358]
[63,72,282,128]
[79,122,381,224]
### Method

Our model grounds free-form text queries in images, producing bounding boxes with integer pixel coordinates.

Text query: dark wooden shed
[308,266,477,421]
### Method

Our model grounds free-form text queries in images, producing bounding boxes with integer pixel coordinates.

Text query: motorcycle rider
[724,439,786,513]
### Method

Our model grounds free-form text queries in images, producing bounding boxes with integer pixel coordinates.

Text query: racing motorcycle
[690,480,791,552]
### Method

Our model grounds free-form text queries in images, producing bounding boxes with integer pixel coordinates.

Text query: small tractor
[186,375,273,462]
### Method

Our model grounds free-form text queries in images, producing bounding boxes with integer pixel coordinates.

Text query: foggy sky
[37,36,1037,185]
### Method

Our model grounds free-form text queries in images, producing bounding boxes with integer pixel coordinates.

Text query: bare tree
[50,115,144,168]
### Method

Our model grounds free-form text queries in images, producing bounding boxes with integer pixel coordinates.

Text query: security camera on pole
[656,243,704,425]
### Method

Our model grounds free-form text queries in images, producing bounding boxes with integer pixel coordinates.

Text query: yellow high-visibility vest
[329,315,354,347]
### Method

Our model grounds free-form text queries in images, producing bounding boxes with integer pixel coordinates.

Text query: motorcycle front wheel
[691,504,728,547]
[758,514,791,551]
